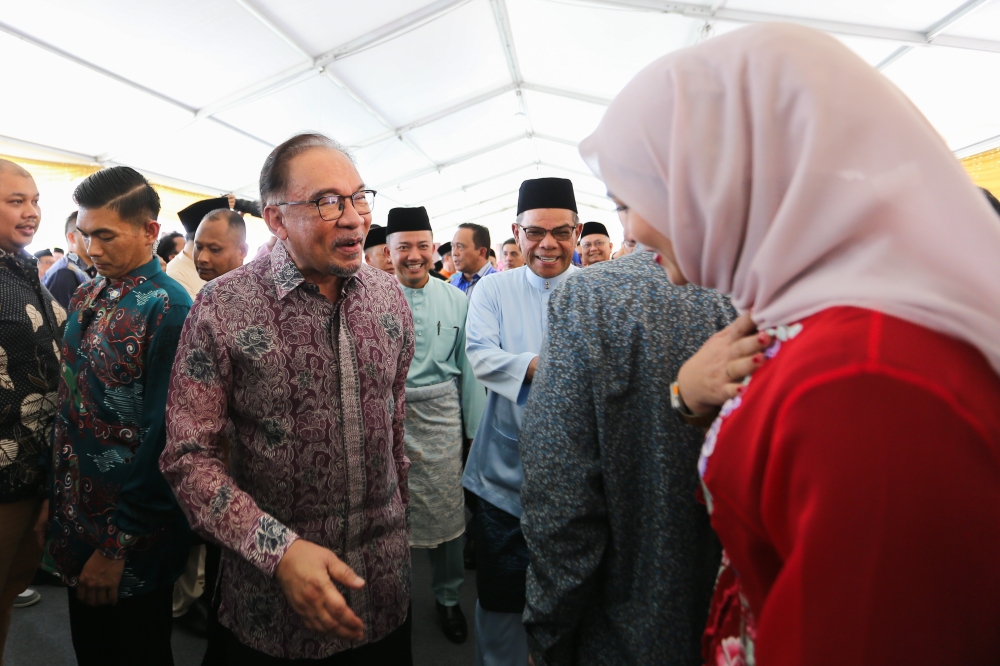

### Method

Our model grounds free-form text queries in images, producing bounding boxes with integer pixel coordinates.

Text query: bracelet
[670,381,720,428]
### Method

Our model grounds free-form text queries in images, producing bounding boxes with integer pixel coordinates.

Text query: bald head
[0,160,40,254]
[193,209,248,281]
[0,159,31,179]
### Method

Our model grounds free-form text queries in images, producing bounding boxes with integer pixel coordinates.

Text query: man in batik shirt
[40,166,192,666]
[161,133,415,664]
[0,159,64,650]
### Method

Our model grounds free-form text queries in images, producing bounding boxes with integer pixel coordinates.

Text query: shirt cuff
[241,514,301,577]
[98,526,138,561]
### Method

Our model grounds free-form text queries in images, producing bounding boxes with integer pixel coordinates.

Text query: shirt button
[417,332,422,336]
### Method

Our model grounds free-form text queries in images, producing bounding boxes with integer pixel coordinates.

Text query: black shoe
[463,538,476,570]
[436,601,468,644]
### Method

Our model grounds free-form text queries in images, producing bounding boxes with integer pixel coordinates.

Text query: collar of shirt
[268,238,365,301]
[524,264,577,291]
[453,260,495,288]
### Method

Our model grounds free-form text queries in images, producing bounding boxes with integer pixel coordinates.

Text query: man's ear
[143,219,160,246]
[239,243,249,261]
[263,205,288,240]
[382,245,391,264]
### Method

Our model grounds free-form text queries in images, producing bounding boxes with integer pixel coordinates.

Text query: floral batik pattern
[162,240,415,659]
[46,257,192,598]
[0,248,64,503]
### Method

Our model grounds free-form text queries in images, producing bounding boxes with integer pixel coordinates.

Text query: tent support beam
[576,0,1000,54]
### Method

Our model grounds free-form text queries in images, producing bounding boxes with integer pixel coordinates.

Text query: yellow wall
[960,147,1000,198]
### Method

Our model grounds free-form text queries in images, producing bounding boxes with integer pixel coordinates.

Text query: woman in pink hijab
[581,22,1000,666]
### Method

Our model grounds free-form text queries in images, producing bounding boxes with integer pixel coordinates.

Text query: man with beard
[462,177,581,665]
[363,224,395,274]
[385,206,485,645]
[161,133,415,664]
[578,222,613,267]
[0,159,64,652]
[38,166,192,665]
[194,209,249,283]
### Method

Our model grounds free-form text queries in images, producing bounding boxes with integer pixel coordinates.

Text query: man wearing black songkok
[461,177,582,666]
[363,224,395,274]
[578,221,614,267]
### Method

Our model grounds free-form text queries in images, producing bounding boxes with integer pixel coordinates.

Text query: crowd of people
[2,22,1000,666]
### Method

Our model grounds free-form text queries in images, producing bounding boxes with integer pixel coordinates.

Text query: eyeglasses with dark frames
[518,225,576,242]
[276,189,377,221]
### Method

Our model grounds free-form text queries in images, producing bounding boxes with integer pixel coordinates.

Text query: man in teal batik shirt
[38,167,191,666]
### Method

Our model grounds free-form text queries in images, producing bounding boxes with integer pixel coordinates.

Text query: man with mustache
[385,206,485,646]
[161,133,415,664]
[462,177,581,665]
[193,209,249,283]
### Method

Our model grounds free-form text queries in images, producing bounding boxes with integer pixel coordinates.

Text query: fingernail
[753,353,764,364]
[757,332,768,344]
[736,385,745,395]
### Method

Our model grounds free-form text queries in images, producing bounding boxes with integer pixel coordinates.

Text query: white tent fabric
[3,0,1000,252]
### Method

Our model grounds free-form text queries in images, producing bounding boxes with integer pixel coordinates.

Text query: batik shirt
[0,248,65,503]
[46,257,192,597]
[161,240,415,659]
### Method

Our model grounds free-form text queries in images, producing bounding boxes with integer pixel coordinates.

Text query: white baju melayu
[462,263,578,666]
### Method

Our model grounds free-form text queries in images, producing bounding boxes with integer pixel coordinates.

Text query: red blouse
[701,306,1000,665]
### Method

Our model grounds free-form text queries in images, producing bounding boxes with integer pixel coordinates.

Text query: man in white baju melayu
[386,206,485,646]
[462,178,582,666]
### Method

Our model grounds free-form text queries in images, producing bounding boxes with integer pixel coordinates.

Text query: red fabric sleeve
[756,371,1000,665]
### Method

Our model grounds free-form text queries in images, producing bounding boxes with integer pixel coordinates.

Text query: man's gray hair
[259,132,355,206]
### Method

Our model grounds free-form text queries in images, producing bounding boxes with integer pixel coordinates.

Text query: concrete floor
[6,548,478,666]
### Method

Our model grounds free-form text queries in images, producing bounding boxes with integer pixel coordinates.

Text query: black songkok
[437,242,452,256]
[178,197,229,234]
[581,221,610,239]
[517,177,577,215]
[33,249,53,259]
[364,224,387,250]
[386,206,432,235]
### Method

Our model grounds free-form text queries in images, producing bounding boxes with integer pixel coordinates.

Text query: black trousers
[222,608,412,665]
[67,584,174,666]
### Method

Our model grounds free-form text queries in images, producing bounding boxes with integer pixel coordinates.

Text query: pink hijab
[579,23,1000,375]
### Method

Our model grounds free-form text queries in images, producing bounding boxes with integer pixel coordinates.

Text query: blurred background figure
[156,231,185,265]
[501,238,524,270]
[363,223,395,274]
[32,249,54,279]
[578,222,613,267]
[42,211,97,309]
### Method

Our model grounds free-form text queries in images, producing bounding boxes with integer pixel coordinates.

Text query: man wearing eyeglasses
[161,133,416,664]
[461,177,581,666]
[578,221,614,267]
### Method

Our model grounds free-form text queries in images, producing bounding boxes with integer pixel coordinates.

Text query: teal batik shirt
[46,257,192,597]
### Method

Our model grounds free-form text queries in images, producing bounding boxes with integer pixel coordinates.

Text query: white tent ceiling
[3,0,1000,247]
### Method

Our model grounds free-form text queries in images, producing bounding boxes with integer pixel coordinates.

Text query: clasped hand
[276,539,366,640]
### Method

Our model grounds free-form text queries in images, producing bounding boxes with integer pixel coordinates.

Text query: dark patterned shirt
[46,257,192,597]
[520,252,735,666]
[0,249,64,503]
[161,240,415,659]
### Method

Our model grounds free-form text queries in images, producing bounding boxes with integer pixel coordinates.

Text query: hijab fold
[580,23,1000,375]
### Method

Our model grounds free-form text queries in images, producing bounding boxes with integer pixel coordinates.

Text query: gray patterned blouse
[520,251,735,666]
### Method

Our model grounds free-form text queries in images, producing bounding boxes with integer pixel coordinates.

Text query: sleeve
[43,269,79,310]
[465,280,536,405]
[519,285,608,666]
[392,293,415,508]
[104,303,190,558]
[750,374,1000,665]
[456,301,486,440]
[159,296,299,577]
